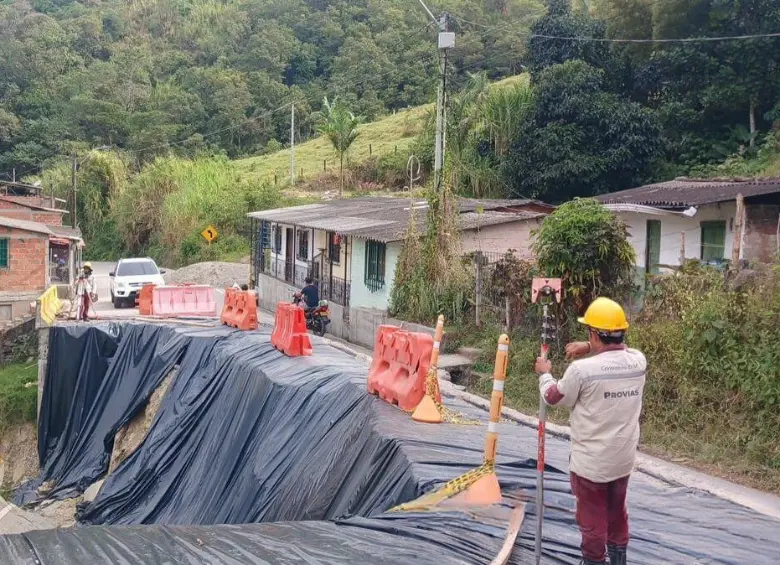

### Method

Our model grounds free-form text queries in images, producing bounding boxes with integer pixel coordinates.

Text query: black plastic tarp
[6,322,780,564]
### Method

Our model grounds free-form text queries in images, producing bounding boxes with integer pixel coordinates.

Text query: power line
[530,32,780,43]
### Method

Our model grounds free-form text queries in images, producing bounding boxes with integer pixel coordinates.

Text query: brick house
[0,182,82,323]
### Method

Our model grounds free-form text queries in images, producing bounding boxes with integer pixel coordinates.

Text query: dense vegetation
[0,0,542,176]
[422,0,780,202]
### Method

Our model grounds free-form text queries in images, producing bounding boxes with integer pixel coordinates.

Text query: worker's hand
[565,341,591,360]
[535,357,552,375]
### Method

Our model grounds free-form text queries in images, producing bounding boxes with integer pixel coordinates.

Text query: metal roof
[0,216,53,235]
[47,225,83,241]
[247,197,546,242]
[598,178,780,208]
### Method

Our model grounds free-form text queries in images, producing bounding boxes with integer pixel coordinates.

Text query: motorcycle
[292,294,332,337]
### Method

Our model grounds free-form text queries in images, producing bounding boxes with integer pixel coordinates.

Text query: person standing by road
[534,298,646,565]
[74,262,97,321]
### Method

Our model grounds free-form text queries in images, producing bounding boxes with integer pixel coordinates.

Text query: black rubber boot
[608,544,627,565]
[579,559,607,565]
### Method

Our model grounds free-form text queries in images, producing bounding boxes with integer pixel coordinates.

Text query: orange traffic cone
[450,471,502,506]
[412,315,445,424]
[412,394,442,423]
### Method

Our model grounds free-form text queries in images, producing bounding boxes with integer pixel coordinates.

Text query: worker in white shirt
[75,262,97,321]
[535,298,646,565]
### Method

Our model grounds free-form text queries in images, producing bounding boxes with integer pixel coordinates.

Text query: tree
[532,198,636,313]
[503,60,662,202]
[317,97,361,196]
[527,0,623,90]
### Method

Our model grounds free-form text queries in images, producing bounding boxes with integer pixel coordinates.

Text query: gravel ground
[163,262,250,289]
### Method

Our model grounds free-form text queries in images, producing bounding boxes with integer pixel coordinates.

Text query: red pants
[78,293,92,321]
[570,472,630,562]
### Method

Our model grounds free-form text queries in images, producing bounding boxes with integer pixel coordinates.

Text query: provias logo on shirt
[604,389,641,400]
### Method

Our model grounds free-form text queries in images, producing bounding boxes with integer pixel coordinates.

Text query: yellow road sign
[201,225,218,243]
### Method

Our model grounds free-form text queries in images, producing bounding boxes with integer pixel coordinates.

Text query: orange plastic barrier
[367,326,435,412]
[221,289,258,331]
[220,288,238,326]
[270,302,311,356]
[152,285,216,317]
[138,284,155,315]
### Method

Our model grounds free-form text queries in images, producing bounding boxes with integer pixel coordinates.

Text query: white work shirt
[541,347,646,483]
[75,273,97,296]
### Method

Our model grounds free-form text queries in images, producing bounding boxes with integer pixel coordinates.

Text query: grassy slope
[234,105,431,187]
[233,75,528,189]
[0,363,37,433]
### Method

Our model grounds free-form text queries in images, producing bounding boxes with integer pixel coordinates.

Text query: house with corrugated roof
[598,178,780,278]
[0,181,83,324]
[247,196,553,346]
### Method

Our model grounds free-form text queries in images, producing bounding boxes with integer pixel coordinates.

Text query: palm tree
[317,97,362,196]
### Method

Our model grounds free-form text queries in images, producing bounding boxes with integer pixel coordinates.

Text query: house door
[645,220,661,275]
[285,228,294,283]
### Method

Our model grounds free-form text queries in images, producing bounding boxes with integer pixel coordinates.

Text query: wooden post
[323,160,326,171]
[369,144,373,156]
[732,193,744,268]
[776,213,780,255]
[475,251,483,328]
[679,231,686,265]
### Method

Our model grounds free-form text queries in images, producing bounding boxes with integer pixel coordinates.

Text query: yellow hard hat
[83,262,92,270]
[578,297,629,332]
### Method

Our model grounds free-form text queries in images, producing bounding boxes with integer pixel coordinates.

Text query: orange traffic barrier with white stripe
[451,333,510,506]
[367,325,434,412]
[270,303,311,356]
[390,333,510,512]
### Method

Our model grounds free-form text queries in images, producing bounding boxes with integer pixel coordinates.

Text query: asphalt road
[85,261,223,319]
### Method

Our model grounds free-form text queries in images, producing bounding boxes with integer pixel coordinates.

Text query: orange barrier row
[270,302,311,356]
[367,326,434,412]
[220,289,258,331]
[152,285,216,317]
[137,284,155,315]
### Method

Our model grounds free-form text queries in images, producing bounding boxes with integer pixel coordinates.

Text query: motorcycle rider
[300,277,319,311]
[74,262,97,321]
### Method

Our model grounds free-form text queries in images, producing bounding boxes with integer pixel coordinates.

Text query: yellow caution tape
[390,463,495,512]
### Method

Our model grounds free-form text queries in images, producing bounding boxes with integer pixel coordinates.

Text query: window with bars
[0,238,8,268]
[297,230,309,260]
[273,226,282,253]
[328,232,341,264]
[364,240,385,292]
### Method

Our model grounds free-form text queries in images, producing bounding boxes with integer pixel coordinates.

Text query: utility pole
[71,154,78,229]
[290,103,296,187]
[418,1,454,192]
[11,168,15,183]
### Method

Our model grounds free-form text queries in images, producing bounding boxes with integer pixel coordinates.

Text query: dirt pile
[0,423,37,492]
[109,368,177,473]
[164,262,249,289]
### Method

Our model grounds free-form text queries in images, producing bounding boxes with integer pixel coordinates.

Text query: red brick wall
[745,204,780,262]
[0,208,63,225]
[0,227,47,292]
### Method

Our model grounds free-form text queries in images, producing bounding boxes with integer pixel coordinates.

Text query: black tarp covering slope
[6,322,780,565]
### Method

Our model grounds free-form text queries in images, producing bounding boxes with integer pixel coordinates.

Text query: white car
[109,258,166,308]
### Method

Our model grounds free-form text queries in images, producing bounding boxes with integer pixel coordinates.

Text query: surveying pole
[418,1,454,192]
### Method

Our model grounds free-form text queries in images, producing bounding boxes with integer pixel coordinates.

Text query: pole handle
[540,343,549,362]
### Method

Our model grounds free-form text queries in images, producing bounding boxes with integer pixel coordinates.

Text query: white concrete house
[247,197,552,348]
[598,178,780,279]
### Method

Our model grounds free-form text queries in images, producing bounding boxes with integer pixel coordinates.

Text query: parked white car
[109,258,166,308]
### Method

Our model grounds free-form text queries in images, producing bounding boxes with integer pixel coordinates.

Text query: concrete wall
[460,219,543,259]
[616,202,737,271]
[349,239,401,311]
